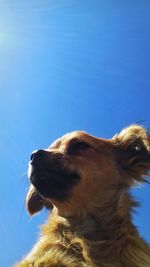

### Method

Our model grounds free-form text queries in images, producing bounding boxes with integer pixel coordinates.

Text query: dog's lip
[28,162,67,179]
[28,163,80,185]
[28,163,73,189]
[28,162,81,201]
[28,161,77,179]
[28,168,64,184]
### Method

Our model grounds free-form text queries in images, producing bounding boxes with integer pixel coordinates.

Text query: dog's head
[26,125,150,217]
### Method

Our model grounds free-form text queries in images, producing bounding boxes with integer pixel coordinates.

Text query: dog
[15,125,150,267]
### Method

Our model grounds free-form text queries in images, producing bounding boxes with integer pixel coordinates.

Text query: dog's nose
[30,150,49,164]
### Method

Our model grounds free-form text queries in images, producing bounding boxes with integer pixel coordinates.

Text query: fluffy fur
[15,125,150,267]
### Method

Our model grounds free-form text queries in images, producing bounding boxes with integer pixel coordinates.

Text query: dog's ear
[113,125,150,183]
[26,185,44,215]
[26,185,53,215]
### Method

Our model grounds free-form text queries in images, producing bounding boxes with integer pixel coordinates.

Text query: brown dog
[16,125,150,267]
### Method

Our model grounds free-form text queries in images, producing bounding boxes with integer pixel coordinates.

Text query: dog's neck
[54,189,134,239]
[52,190,150,266]
[67,190,134,240]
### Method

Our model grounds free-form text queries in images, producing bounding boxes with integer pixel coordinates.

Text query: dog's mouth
[28,163,80,201]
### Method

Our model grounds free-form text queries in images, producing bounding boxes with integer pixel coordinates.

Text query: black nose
[30,150,49,164]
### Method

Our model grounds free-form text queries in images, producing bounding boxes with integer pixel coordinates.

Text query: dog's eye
[67,142,90,155]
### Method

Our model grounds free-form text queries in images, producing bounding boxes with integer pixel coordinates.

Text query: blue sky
[0,1,150,266]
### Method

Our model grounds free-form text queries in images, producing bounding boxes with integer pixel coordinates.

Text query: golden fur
[15,125,150,267]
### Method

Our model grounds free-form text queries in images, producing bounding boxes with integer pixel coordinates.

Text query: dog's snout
[30,150,49,164]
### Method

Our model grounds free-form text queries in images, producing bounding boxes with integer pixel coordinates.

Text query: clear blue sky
[0,1,150,266]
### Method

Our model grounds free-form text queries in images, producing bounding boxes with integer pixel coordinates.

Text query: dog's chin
[28,164,80,201]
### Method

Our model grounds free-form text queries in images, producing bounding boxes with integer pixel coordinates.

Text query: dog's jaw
[28,160,80,202]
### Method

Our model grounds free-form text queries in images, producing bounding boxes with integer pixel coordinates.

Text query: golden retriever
[15,125,150,267]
